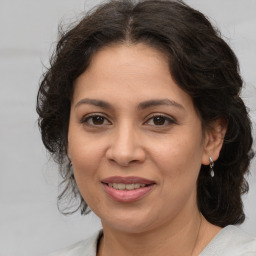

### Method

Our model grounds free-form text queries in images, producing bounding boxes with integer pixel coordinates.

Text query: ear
[201,118,227,165]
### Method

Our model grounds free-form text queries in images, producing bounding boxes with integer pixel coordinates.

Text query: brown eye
[153,116,166,125]
[146,115,175,127]
[92,116,105,125]
[82,115,111,126]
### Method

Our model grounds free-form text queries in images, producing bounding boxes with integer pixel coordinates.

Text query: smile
[101,176,155,203]
[107,183,147,190]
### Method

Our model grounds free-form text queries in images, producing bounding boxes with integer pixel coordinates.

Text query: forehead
[72,43,194,112]
[88,42,169,78]
[75,44,170,91]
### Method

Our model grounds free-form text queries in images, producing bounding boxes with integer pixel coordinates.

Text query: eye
[145,115,175,126]
[81,114,111,126]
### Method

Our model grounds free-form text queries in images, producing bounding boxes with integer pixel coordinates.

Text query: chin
[104,221,154,234]
[100,209,159,234]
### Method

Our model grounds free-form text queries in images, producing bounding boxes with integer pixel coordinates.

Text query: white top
[49,225,256,256]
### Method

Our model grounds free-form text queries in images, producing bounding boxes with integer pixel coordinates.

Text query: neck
[98,211,219,256]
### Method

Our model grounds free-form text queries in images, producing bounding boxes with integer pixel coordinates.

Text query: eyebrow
[75,98,112,109]
[138,99,184,110]
[75,98,184,110]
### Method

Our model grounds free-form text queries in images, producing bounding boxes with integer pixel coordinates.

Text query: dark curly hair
[37,0,254,227]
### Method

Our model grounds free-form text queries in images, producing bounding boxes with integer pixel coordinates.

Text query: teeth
[134,183,140,189]
[126,184,135,190]
[117,183,126,190]
[108,183,147,190]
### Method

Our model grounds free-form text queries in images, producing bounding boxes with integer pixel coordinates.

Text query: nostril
[105,137,146,166]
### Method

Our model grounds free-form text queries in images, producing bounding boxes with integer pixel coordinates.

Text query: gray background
[0,1,255,255]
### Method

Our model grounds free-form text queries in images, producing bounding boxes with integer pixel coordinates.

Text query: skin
[68,43,226,256]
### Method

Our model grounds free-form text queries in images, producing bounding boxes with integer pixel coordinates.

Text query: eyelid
[80,112,176,127]
[80,113,112,126]
[144,113,177,126]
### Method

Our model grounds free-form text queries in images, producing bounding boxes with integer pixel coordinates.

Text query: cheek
[152,136,203,211]
[71,147,103,191]
[68,132,104,199]
[70,142,103,209]
[68,126,104,173]
[151,133,204,179]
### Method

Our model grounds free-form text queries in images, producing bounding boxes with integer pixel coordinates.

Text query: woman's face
[68,43,212,233]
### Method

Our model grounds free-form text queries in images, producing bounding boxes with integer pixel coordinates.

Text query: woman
[37,0,256,255]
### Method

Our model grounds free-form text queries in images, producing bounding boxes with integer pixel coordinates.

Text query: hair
[37,0,254,227]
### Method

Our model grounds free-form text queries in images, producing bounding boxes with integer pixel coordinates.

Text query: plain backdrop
[0,1,255,255]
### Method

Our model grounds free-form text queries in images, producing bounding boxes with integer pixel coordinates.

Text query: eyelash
[81,114,111,126]
[80,113,176,127]
[145,114,176,127]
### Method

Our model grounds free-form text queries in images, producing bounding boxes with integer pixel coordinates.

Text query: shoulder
[200,225,256,256]
[47,230,103,256]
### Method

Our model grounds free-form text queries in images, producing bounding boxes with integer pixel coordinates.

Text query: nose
[106,123,146,167]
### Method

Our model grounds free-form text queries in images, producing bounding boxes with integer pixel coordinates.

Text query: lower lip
[102,183,154,203]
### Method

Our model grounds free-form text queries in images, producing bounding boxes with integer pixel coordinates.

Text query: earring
[209,156,214,177]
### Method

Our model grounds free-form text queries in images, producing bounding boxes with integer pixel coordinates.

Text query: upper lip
[101,176,156,185]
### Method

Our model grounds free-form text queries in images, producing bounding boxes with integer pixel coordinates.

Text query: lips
[101,176,156,203]
[102,176,155,184]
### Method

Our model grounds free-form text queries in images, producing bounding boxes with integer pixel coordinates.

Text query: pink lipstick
[101,176,155,203]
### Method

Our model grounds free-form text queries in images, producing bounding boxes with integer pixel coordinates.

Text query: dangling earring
[209,156,214,177]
